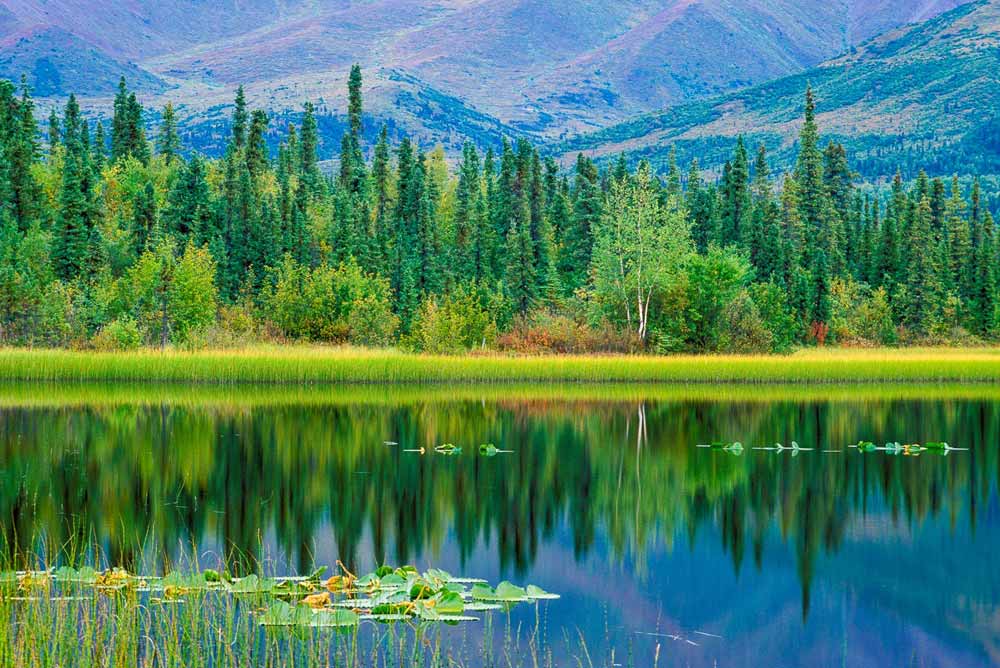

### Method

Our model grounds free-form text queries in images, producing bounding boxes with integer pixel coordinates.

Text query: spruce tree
[562,154,600,296]
[157,103,181,164]
[52,95,94,280]
[232,86,248,150]
[720,136,750,246]
[795,86,827,264]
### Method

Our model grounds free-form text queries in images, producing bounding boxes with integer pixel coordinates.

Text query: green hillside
[559,0,1000,179]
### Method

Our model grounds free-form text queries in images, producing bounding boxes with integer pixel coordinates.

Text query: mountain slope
[0,0,975,148]
[137,0,973,138]
[0,26,165,96]
[560,0,1000,178]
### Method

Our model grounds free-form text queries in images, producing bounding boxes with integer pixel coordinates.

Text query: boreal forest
[1,68,998,353]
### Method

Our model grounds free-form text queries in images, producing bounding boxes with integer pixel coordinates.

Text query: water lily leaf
[310,609,358,628]
[370,589,410,615]
[423,568,452,584]
[374,566,394,578]
[372,602,413,616]
[365,613,411,623]
[228,574,274,594]
[409,579,435,600]
[95,568,132,588]
[471,581,527,602]
[18,572,51,592]
[259,600,313,627]
[379,573,406,588]
[434,590,465,616]
[55,566,98,584]
[525,585,560,600]
[465,602,504,611]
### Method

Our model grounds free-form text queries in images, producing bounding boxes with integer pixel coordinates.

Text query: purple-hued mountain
[0,0,973,143]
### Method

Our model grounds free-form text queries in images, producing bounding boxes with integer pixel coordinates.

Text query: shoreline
[3,346,1000,385]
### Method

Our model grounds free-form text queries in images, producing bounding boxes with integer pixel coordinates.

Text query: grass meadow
[2,346,1000,385]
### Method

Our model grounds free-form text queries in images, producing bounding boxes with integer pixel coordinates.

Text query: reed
[2,346,1000,385]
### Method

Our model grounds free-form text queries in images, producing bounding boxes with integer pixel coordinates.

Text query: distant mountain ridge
[0,0,975,152]
[559,0,1000,179]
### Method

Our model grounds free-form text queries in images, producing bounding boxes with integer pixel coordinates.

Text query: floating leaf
[259,600,313,627]
[228,574,274,594]
[479,444,513,457]
[55,566,98,584]
[472,581,527,602]
[310,609,359,628]
[525,584,560,600]
[434,590,465,616]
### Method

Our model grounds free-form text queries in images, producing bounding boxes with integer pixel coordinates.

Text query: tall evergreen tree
[562,154,600,296]
[52,95,95,280]
[157,103,181,164]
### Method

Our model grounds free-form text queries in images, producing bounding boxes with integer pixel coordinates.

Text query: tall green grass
[3,346,1000,384]
[4,380,1000,409]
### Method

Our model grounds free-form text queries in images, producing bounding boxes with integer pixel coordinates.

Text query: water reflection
[1,384,998,665]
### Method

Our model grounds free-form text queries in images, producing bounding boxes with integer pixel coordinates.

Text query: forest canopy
[0,70,998,353]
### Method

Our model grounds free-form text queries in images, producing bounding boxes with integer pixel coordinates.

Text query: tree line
[1,69,998,352]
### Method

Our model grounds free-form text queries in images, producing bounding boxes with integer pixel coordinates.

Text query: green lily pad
[310,609,359,628]
[471,581,528,602]
[525,584,560,600]
[55,566,99,584]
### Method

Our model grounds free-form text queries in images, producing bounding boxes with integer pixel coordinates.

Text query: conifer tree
[795,86,827,264]
[299,102,321,197]
[721,136,750,246]
[246,110,269,176]
[52,95,95,280]
[562,154,600,296]
[905,197,944,332]
[231,86,248,150]
[157,103,181,165]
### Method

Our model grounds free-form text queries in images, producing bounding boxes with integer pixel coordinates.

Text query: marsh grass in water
[0,545,571,668]
[5,346,1000,385]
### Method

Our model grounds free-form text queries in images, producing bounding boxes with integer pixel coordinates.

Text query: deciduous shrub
[92,316,141,351]
[408,286,498,353]
[264,255,397,344]
[497,311,640,354]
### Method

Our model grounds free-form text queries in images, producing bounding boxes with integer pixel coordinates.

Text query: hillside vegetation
[561,0,1000,179]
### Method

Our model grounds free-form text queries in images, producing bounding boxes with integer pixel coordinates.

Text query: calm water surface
[1,384,998,667]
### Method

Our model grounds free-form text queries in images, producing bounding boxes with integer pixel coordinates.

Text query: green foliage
[265,255,397,344]
[92,316,141,352]
[169,243,219,347]
[680,245,753,352]
[408,285,498,353]
[829,279,897,345]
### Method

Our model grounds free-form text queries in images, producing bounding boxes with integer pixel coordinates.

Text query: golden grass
[2,346,1000,385]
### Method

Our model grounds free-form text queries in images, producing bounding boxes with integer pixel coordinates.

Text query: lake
[1,383,998,667]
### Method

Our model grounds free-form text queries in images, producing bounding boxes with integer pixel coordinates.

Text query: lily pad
[525,584,560,600]
[472,581,528,602]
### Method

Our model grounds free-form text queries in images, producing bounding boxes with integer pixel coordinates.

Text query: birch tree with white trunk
[590,162,692,343]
